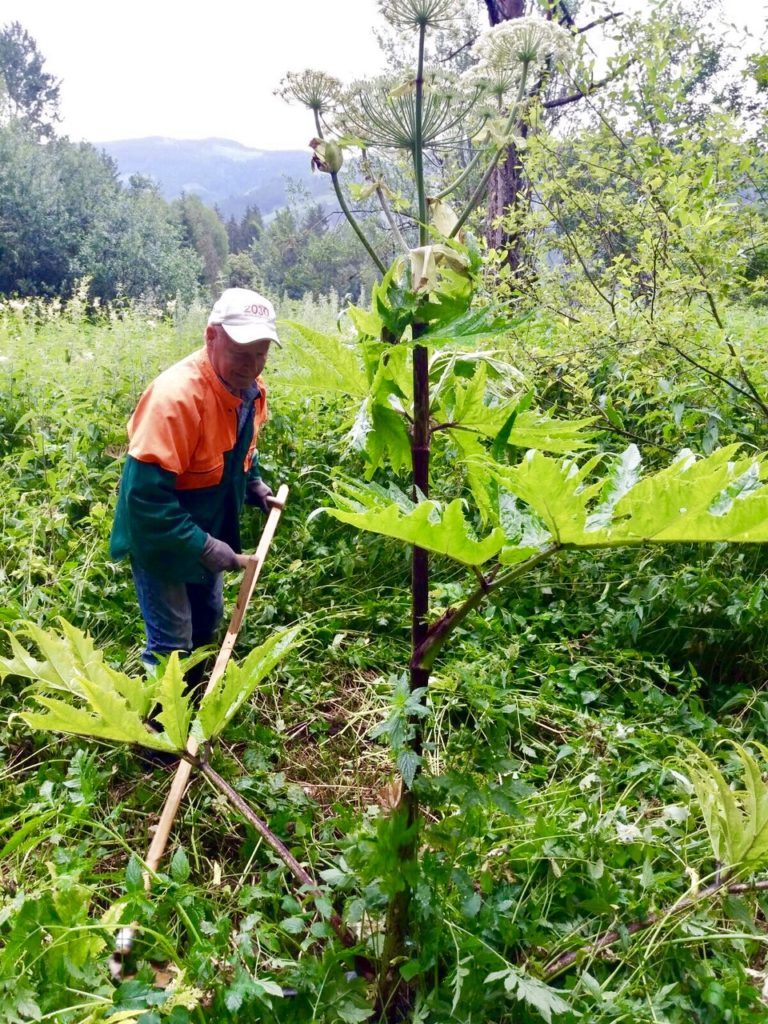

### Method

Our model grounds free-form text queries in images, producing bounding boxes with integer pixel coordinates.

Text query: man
[110,288,279,669]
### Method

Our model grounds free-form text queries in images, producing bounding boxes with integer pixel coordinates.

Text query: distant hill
[97,137,333,219]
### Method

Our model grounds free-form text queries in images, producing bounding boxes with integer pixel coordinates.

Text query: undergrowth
[1,295,768,1022]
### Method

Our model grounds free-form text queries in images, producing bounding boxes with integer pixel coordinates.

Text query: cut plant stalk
[114,485,289,964]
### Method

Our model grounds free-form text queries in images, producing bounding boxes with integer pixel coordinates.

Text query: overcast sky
[2,0,765,151]
[3,0,388,148]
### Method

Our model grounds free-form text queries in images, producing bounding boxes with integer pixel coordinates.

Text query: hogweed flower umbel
[472,16,574,77]
[276,70,342,114]
[378,0,462,29]
[338,71,486,151]
[462,64,521,112]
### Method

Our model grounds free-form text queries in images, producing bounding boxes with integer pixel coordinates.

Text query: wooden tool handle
[143,483,289,882]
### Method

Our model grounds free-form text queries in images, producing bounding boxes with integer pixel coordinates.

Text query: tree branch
[543,59,636,110]
[577,11,623,34]
[658,337,768,416]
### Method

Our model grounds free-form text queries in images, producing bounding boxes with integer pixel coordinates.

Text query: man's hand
[200,535,245,572]
[246,479,274,514]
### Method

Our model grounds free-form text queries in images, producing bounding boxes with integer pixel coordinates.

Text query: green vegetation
[1,1,768,1022]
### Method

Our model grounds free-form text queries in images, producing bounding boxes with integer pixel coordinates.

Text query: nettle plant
[279,0,768,1007]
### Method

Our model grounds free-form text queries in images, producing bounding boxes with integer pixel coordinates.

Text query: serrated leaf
[321,482,505,566]
[336,1002,374,1024]
[154,653,192,751]
[486,966,571,1022]
[419,304,513,348]
[366,400,412,477]
[452,428,494,523]
[314,895,334,919]
[170,846,191,883]
[281,916,305,934]
[196,626,302,741]
[506,410,596,453]
[451,361,490,429]
[276,321,367,398]
[397,749,421,788]
[373,259,420,336]
[511,970,571,1022]
[493,445,768,552]
[0,631,62,689]
[2,619,158,726]
[14,620,83,690]
[21,695,170,750]
[78,675,159,745]
[685,740,768,873]
[346,303,383,338]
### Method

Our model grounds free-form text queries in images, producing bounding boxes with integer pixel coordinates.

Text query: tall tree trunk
[483,0,529,276]
[484,0,525,23]
[484,125,529,278]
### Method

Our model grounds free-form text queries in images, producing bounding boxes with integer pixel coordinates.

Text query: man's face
[206,325,271,390]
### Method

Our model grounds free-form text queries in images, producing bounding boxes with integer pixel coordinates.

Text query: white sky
[2,0,765,151]
[2,0,388,149]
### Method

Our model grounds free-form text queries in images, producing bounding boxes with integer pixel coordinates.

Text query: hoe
[113,485,290,968]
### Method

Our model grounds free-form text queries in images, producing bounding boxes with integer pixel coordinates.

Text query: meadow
[1,288,768,1023]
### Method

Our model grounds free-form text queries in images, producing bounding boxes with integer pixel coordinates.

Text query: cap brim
[222,323,281,347]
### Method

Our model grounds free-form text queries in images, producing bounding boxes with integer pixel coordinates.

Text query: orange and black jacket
[110,348,268,583]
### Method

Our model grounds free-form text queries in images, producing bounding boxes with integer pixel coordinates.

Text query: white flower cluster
[472,16,574,77]
[378,0,461,29]
[276,70,342,114]
[338,71,485,150]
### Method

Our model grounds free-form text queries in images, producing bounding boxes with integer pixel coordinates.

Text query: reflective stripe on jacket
[110,348,268,583]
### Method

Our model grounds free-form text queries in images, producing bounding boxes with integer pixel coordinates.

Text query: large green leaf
[493,445,768,554]
[363,344,413,476]
[451,427,495,524]
[505,410,597,454]
[20,695,171,750]
[319,480,505,566]
[433,360,595,452]
[418,304,514,348]
[3,620,169,750]
[274,320,367,398]
[60,620,154,717]
[1,619,156,718]
[1,621,87,694]
[685,741,768,874]
[367,401,412,477]
[196,625,302,741]
[372,259,421,337]
[0,631,65,692]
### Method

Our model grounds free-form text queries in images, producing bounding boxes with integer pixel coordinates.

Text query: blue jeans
[131,562,224,667]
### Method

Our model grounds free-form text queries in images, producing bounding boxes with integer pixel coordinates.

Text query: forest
[1,0,768,1021]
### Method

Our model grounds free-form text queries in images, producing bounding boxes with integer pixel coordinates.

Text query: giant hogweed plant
[10,5,768,1020]
[0,621,367,949]
[277,0,768,1012]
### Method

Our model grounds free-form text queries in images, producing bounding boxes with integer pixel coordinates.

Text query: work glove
[200,534,242,572]
[246,479,274,514]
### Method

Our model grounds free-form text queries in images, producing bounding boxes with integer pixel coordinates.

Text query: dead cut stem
[195,757,359,951]
[544,874,768,978]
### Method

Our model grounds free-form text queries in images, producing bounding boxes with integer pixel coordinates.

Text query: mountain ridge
[97,136,331,219]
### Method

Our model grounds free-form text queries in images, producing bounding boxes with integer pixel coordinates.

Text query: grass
[2,294,768,1021]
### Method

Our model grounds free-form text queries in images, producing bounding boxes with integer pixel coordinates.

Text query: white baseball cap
[208,288,281,346]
